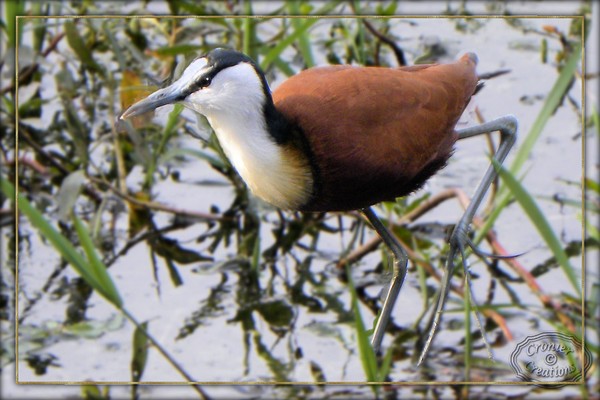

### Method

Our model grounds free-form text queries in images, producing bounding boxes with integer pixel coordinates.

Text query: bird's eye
[198,76,212,88]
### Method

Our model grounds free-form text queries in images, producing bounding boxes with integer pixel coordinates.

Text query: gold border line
[12,13,588,388]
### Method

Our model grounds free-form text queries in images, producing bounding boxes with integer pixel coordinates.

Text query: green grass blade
[1,178,122,307]
[159,147,227,171]
[464,277,472,384]
[591,104,599,136]
[509,43,582,176]
[81,385,109,400]
[56,170,86,222]
[163,103,184,139]
[144,104,184,189]
[2,179,92,283]
[494,160,581,295]
[251,232,261,276]
[477,45,583,240]
[5,0,25,49]
[271,56,295,77]
[586,219,599,241]
[242,2,255,58]
[346,266,378,383]
[73,215,123,307]
[376,340,394,382]
[586,177,599,195]
[119,309,209,397]
[153,44,204,57]
[260,18,318,71]
[131,321,149,383]
[313,0,344,15]
[64,20,105,77]
[287,2,315,67]
[31,3,47,54]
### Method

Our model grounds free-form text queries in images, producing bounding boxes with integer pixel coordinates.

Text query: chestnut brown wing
[273,55,479,211]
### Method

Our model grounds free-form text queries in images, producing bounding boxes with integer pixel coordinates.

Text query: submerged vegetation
[1,1,597,399]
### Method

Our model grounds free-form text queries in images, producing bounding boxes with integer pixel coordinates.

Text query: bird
[121,48,517,362]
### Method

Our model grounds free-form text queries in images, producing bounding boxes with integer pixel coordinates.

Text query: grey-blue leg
[417,115,518,365]
[361,206,409,354]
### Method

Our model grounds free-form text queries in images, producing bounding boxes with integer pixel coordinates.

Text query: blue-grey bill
[120,86,183,119]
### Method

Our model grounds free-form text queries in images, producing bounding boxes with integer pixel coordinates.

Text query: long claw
[461,243,495,361]
[464,235,527,260]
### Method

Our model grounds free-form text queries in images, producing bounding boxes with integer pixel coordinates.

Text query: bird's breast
[207,113,314,210]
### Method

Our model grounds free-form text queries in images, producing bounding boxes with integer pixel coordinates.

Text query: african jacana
[121,48,517,362]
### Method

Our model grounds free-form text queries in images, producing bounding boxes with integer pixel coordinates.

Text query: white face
[177,58,266,118]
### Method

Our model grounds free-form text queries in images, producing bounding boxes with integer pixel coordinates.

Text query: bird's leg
[418,115,518,365]
[361,206,409,354]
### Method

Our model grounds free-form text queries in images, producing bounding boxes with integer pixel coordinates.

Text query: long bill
[120,83,187,120]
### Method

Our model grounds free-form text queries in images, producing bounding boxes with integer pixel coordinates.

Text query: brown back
[273,54,479,211]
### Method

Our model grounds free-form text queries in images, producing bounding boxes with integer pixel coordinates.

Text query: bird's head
[121,48,269,120]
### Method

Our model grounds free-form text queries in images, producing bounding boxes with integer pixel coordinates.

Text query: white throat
[187,63,312,210]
